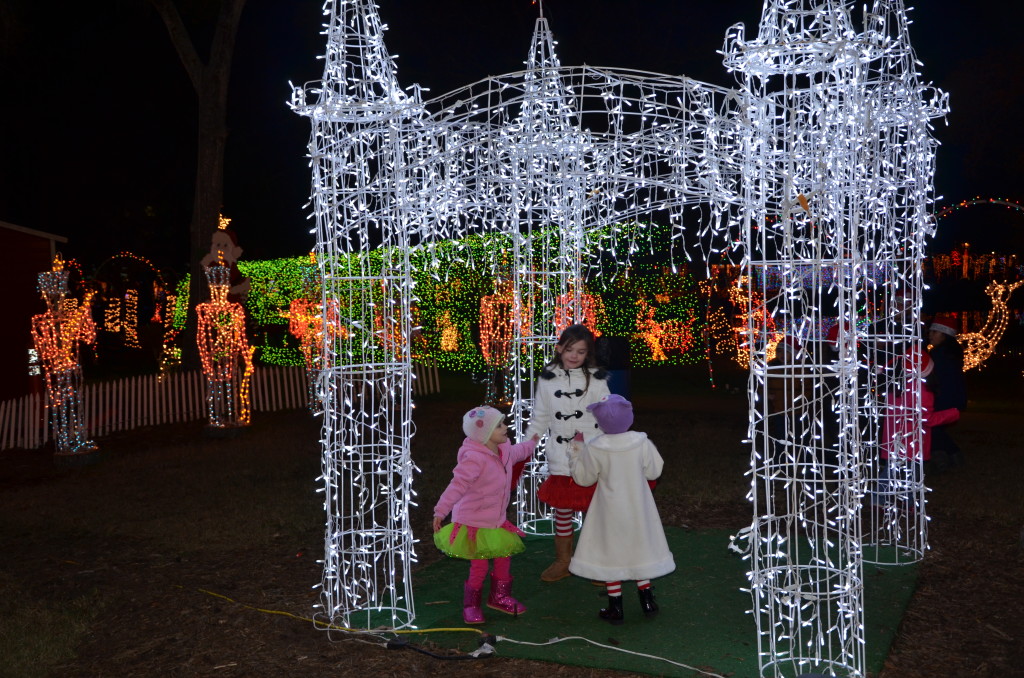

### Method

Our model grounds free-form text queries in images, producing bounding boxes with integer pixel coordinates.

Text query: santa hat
[904,347,934,378]
[929,313,958,338]
[587,394,634,434]
[825,322,859,350]
[776,334,802,359]
[462,406,504,443]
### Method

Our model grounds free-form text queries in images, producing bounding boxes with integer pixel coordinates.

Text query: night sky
[1,1,1021,276]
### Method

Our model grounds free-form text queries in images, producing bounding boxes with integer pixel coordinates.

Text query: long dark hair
[543,324,603,388]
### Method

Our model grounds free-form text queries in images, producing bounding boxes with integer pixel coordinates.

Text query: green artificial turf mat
[409,528,918,677]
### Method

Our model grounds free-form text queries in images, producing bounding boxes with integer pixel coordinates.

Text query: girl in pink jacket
[433,407,537,624]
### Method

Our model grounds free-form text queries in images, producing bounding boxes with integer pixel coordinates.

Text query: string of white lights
[292,6,945,675]
[724,1,946,675]
[290,0,426,631]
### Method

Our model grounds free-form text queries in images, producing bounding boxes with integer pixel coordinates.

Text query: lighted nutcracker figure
[479,278,530,406]
[285,296,342,413]
[196,264,255,430]
[30,256,98,457]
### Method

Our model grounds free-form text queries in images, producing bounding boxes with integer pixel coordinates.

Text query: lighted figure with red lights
[553,285,604,339]
[523,324,610,581]
[432,406,538,624]
[30,256,98,456]
[479,278,530,405]
[196,265,255,429]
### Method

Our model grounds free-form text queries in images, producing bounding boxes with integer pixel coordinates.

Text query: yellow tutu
[434,523,525,560]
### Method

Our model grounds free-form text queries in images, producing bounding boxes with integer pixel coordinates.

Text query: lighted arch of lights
[291,3,946,677]
[92,251,171,351]
[934,196,1024,221]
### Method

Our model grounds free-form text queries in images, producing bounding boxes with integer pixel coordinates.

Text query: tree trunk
[150,0,247,368]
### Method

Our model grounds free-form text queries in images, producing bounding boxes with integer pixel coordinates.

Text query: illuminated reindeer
[958,280,1024,370]
[635,297,695,361]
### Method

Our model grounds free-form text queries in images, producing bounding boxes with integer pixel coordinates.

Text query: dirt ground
[3,373,1023,678]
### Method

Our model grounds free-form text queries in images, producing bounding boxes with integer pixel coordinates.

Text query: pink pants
[467,556,512,588]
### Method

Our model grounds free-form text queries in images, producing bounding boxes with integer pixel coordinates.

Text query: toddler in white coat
[567,394,674,624]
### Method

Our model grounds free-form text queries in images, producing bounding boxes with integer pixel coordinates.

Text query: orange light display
[479,279,531,367]
[553,286,604,338]
[373,279,407,357]
[438,310,459,352]
[728,276,782,366]
[635,297,695,361]
[196,265,254,428]
[283,296,347,412]
[954,280,1023,371]
[30,256,98,455]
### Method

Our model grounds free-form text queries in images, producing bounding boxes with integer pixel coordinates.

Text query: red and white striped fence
[0,361,440,451]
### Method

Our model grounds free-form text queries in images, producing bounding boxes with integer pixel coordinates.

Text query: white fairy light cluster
[420,16,741,532]
[724,1,946,675]
[291,2,944,668]
[291,0,426,631]
[292,0,739,630]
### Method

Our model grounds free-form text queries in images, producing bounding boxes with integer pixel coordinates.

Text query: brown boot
[540,535,573,581]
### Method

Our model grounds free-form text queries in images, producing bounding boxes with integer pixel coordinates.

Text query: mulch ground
[4,401,1023,678]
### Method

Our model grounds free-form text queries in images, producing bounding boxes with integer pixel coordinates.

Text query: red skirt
[538,474,596,511]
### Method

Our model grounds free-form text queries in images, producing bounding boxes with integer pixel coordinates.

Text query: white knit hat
[462,406,504,443]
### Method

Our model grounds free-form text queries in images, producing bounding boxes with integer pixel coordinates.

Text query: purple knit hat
[462,406,505,443]
[587,394,634,434]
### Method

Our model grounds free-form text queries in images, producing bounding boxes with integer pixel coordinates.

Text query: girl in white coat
[523,324,610,581]
[568,394,675,624]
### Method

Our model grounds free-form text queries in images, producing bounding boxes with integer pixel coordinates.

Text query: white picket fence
[0,361,440,451]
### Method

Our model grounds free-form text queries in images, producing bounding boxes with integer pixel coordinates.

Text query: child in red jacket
[873,348,960,508]
[433,407,537,624]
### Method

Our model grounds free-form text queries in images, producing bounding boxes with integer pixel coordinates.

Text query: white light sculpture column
[857,0,948,567]
[290,0,425,630]
[507,15,596,533]
[724,1,945,675]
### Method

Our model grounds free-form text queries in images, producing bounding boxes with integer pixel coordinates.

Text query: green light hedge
[236,223,716,370]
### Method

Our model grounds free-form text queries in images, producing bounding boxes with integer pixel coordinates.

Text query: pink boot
[487,575,526,616]
[463,581,485,624]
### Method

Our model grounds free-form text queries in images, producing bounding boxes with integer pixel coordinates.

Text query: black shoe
[599,595,624,625]
[638,587,659,618]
